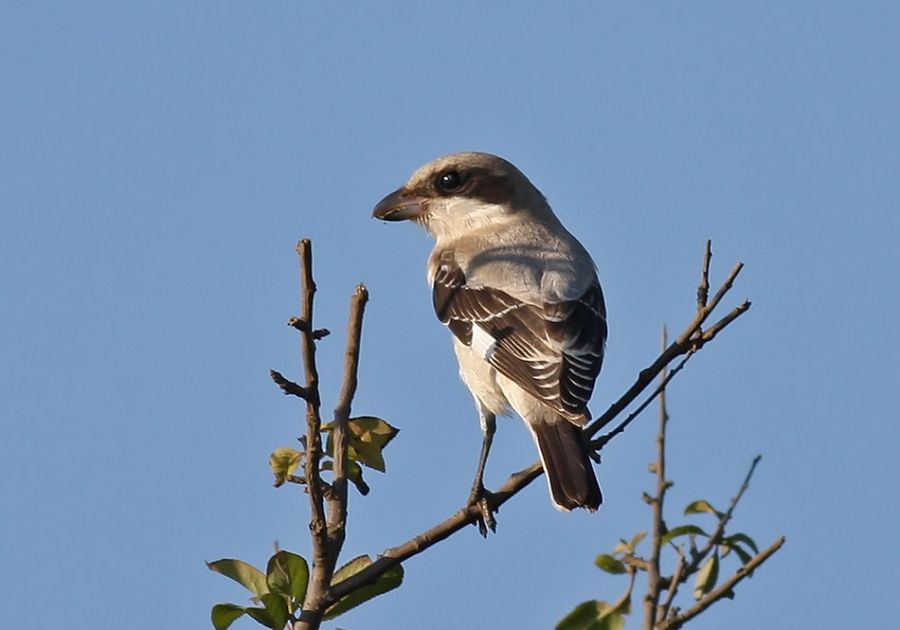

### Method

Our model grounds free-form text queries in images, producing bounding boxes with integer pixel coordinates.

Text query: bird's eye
[435,170,465,194]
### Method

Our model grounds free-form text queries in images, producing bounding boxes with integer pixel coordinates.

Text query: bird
[372,152,606,534]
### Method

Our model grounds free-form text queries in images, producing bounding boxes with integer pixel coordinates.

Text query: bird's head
[372,152,549,240]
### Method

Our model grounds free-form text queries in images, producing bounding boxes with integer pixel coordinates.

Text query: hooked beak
[372,187,426,222]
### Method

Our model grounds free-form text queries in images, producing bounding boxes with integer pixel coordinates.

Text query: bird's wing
[432,257,607,421]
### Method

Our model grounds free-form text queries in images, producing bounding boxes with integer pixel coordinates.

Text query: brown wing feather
[432,257,607,420]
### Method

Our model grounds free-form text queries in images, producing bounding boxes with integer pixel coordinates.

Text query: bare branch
[658,547,686,621]
[681,261,743,343]
[270,369,310,400]
[701,300,751,342]
[697,240,712,311]
[329,461,546,603]
[622,554,652,573]
[294,240,329,629]
[288,316,331,340]
[587,252,748,440]
[327,285,370,551]
[659,537,786,630]
[642,327,670,630]
[592,349,696,452]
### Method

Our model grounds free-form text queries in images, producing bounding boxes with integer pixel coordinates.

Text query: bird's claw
[468,484,498,537]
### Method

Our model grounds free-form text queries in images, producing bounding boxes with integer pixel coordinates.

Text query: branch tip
[270,369,309,399]
[697,240,712,310]
[288,317,309,331]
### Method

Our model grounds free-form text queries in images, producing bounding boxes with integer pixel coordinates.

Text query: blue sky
[2,2,898,629]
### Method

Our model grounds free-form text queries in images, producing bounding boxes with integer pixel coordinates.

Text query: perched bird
[373,152,606,532]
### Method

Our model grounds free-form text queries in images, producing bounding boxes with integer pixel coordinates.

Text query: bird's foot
[468,483,498,537]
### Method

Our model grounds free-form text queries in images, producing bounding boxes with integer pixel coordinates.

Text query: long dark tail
[531,420,602,511]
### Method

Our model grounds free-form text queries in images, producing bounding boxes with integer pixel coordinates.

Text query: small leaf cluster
[208,551,403,629]
[668,499,760,600]
[269,416,399,495]
[208,551,308,630]
[558,498,761,628]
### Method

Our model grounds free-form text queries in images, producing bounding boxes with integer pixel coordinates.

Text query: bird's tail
[530,419,602,512]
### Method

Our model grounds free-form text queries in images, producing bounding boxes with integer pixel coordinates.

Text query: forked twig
[285,243,370,629]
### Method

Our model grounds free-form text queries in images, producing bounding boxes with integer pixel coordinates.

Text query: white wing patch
[432,252,607,420]
[470,324,498,361]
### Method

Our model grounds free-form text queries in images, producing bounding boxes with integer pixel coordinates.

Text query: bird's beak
[372,187,426,222]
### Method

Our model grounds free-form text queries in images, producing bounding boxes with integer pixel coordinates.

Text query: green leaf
[684,499,724,518]
[728,543,754,566]
[269,448,303,488]
[331,555,373,584]
[348,439,386,473]
[661,525,708,547]
[211,603,246,630]
[207,559,268,599]
[594,554,627,574]
[726,532,759,554]
[244,606,276,628]
[266,550,310,610]
[693,553,720,600]
[324,555,404,620]
[556,600,625,630]
[321,461,370,495]
[321,423,335,457]
[349,416,400,450]
[260,593,290,630]
[322,417,399,472]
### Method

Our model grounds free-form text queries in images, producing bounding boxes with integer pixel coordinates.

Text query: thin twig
[592,349,696,451]
[682,456,763,583]
[643,327,670,630]
[327,285,370,555]
[288,317,332,340]
[614,568,638,615]
[701,301,751,341]
[270,369,310,399]
[680,261,743,344]
[587,255,747,441]
[697,240,712,311]
[658,537,786,630]
[658,547,686,622]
